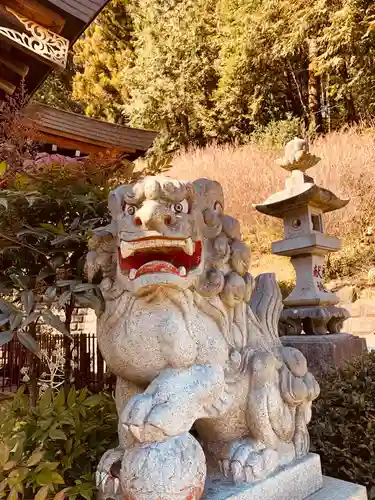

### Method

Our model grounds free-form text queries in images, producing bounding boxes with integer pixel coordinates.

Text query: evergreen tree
[123,0,220,150]
[33,55,83,114]
[42,0,375,147]
[72,0,134,123]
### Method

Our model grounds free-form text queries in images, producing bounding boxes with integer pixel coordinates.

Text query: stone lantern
[255,138,366,374]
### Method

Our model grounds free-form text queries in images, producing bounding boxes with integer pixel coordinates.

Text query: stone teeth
[120,241,134,259]
[184,238,195,255]
[129,269,137,280]
[179,266,187,277]
[121,238,187,251]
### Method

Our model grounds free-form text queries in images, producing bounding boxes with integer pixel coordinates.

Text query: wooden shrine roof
[0,0,110,103]
[25,103,158,158]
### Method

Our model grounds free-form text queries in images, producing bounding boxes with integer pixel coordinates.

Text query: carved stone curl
[279,306,350,336]
[87,176,320,499]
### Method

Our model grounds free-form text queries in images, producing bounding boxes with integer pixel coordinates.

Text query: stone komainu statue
[86,176,320,500]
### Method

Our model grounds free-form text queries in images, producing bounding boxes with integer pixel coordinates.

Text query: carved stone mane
[88,175,320,500]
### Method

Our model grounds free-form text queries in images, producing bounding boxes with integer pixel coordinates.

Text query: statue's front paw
[121,393,190,443]
[219,439,278,484]
[96,448,124,499]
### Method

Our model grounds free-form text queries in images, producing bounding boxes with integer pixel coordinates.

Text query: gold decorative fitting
[0,7,69,69]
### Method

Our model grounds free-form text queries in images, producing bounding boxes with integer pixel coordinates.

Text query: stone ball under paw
[120,432,206,500]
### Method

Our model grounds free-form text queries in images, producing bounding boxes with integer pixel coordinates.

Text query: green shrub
[325,243,375,281]
[251,117,306,150]
[0,387,117,499]
[310,351,375,498]
[278,280,295,299]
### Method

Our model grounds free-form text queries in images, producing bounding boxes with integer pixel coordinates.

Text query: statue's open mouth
[118,237,202,280]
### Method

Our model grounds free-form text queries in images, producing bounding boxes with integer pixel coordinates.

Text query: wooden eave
[0,0,110,103]
[25,103,159,158]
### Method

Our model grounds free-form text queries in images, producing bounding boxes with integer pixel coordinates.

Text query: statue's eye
[171,199,189,214]
[124,204,136,216]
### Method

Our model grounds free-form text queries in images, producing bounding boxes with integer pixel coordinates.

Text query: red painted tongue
[135,261,180,279]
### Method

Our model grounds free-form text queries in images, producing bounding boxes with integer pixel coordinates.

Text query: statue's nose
[134,201,174,231]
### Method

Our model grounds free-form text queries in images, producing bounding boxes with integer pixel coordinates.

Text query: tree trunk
[307,39,323,134]
[326,74,331,133]
[340,62,358,124]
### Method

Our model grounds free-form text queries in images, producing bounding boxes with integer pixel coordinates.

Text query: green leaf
[35,486,49,500]
[55,388,66,409]
[0,443,10,468]
[0,479,7,494]
[0,300,16,314]
[54,488,70,500]
[37,267,55,283]
[39,389,52,412]
[3,461,17,471]
[57,221,65,234]
[67,388,76,407]
[0,331,13,346]
[22,311,40,328]
[7,487,18,500]
[48,429,66,441]
[51,472,65,485]
[39,417,54,431]
[0,313,10,327]
[27,449,45,467]
[40,223,63,235]
[56,280,80,288]
[9,467,28,481]
[17,331,41,358]
[58,291,72,309]
[25,194,41,207]
[9,274,28,291]
[72,283,96,293]
[44,286,57,301]
[75,483,93,500]
[83,394,104,407]
[21,290,35,315]
[50,255,65,270]
[41,311,72,339]
[36,469,53,486]
[35,462,59,473]
[64,440,72,455]
[0,161,7,174]
[9,313,23,332]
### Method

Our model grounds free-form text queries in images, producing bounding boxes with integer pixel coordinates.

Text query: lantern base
[279,305,350,335]
[281,333,367,377]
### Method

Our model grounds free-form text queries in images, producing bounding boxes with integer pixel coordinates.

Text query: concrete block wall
[70,307,97,335]
[336,285,375,348]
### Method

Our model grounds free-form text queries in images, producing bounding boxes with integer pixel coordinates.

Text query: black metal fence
[0,333,115,394]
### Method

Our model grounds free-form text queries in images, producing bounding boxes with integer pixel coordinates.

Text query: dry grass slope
[170,128,375,281]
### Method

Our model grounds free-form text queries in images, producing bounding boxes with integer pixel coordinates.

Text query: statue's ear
[108,186,125,218]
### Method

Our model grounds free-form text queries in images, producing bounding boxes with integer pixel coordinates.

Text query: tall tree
[33,55,83,114]
[63,0,375,147]
[72,0,134,123]
[123,0,220,150]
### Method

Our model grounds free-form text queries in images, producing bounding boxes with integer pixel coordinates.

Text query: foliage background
[35,0,375,151]
[310,351,375,498]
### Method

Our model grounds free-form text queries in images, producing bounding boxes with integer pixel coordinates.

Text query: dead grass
[170,128,375,272]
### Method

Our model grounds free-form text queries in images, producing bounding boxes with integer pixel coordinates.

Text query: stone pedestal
[308,477,367,500]
[281,333,367,377]
[203,454,367,499]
